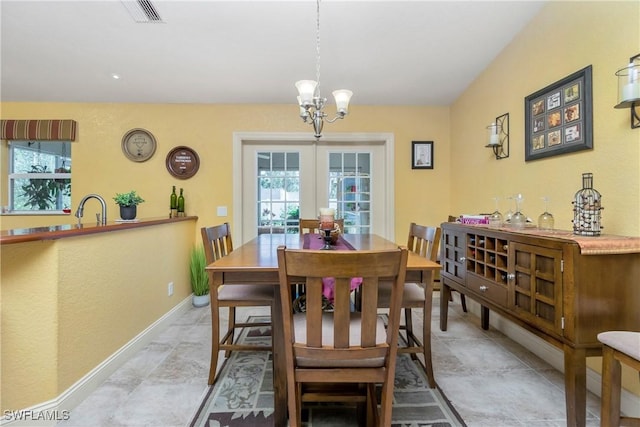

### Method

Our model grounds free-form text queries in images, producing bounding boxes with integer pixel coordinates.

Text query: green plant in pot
[20,165,71,210]
[113,190,144,220]
[190,245,210,307]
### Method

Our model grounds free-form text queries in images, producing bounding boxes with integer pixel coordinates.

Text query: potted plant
[113,190,144,220]
[20,165,71,210]
[190,245,210,307]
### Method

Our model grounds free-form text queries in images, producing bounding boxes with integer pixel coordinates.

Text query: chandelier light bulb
[333,90,353,115]
[295,80,318,107]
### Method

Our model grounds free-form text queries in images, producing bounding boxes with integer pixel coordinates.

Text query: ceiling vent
[121,0,163,23]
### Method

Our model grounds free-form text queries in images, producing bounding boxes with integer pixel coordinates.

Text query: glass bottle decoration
[572,173,603,236]
[177,188,185,217]
[170,185,177,218]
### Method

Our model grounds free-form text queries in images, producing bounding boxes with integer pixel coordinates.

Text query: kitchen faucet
[75,194,107,225]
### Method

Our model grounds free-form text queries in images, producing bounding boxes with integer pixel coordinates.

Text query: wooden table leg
[422,270,436,388]
[563,345,587,427]
[271,290,287,426]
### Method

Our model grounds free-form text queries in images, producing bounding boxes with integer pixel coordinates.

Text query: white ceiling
[0,0,545,106]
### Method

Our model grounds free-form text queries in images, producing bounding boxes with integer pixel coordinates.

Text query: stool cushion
[293,312,387,368]
[597,331,640,359]
[218,284,274,302]
[378,281,424,307]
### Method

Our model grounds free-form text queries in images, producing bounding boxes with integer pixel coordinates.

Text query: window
[329,152,371,234]
[257,151,300,234]
[8,140,72,212]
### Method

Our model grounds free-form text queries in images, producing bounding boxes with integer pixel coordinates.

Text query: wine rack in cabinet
[465,233,510,308]
[439,222,640,427]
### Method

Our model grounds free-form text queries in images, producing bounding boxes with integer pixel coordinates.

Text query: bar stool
[597,331,640,427]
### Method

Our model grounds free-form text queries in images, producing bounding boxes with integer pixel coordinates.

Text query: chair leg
[601,345,622,427]
[460,292,468,312]
[421,304,436,388]
[224,306,236,358]
[378,377,393,427]
[404,308,418,362]
[366,383,379,427]
[288,382,302,427]
[208,298,221,385]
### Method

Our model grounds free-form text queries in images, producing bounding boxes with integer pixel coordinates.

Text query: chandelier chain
[295,0,351,140]
[315,0,321,92]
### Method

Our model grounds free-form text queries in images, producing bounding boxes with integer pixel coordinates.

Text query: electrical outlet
[168,282,174,296]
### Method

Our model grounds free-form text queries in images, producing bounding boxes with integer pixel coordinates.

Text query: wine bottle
[170,186,177,218]
[177,188,185,216]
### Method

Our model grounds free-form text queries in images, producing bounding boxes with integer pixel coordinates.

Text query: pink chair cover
[303,233,362,302]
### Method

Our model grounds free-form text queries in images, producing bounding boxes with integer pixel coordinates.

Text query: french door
[238,135,390,243]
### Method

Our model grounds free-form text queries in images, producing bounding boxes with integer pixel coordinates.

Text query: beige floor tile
[57,293,602,426]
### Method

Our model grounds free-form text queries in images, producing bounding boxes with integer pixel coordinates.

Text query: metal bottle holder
[572,172,603,236]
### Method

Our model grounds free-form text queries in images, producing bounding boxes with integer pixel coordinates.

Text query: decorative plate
[166,146,200,179]
[121,128,157,162]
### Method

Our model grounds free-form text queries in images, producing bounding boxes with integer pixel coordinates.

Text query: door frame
[233,132,395,244]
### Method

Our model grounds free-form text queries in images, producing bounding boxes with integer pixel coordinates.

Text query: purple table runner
[303,233,356,250]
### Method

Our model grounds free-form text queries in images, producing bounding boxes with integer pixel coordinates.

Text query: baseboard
[1,296,193,427]
[463,298,640,418]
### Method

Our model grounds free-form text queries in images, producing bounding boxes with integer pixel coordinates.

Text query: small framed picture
[411,141,433,169]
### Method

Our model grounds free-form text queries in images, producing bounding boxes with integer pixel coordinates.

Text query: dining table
[205,232,441,426]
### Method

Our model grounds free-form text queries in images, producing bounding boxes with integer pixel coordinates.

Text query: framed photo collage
[524,66,593,161]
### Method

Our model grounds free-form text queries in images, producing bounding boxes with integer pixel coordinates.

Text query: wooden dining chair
[201,223,274,385]
[597,331,640,427]
[299,218,345,234]
[377,222,441,388]
[277,245,408,427]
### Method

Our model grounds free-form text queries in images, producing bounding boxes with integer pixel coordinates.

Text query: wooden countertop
[0,216,198,245]
[447,223,640,255]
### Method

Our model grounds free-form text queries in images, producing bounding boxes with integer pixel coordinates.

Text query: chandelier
[295,0,353,140]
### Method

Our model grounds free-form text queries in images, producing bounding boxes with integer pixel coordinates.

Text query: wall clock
[121,128,157,162]
[166,146,200,179]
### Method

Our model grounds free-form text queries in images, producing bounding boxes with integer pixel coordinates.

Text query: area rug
[189,316,465,427]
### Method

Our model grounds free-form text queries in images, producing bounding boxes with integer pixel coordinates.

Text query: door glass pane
[329,152,371,234]
[257,151,300,234]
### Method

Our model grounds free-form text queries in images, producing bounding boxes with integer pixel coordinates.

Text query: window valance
[0,119,77,141]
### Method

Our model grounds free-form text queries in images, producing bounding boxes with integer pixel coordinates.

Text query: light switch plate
[216,206,228,216]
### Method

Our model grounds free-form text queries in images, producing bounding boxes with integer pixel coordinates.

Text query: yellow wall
[0,104,451,240]
[449,0,640,395]
[1,241,59,407]
[1,220,195,410]
[450,1,640,237]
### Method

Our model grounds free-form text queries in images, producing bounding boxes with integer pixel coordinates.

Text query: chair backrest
[299,218,345,235]
[277,246,408,368]
[406,222,441,262]
[200,222,234,264]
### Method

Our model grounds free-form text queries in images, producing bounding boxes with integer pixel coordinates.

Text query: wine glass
[538,196,555,230]
[511,193,527,229]
[489,197,503,227]
[503,195,514,224]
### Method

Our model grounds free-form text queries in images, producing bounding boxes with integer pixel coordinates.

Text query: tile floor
[57,293,602,427]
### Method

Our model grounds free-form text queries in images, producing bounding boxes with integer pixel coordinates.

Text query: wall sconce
[485,112,509,159]
[614,53,640,129]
